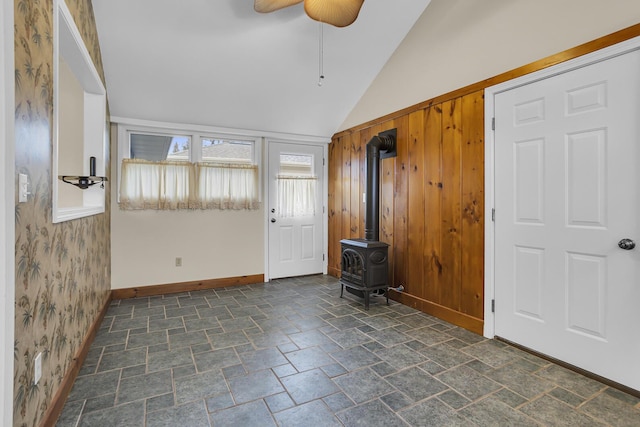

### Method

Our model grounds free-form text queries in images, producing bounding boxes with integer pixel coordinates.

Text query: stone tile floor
[57,275,640,426]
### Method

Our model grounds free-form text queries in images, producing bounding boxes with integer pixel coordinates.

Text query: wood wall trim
[111,274,265,299]
[334,23,640,137]
[328,267,341,277]
[43,293,112,427]
[389,290,484,335]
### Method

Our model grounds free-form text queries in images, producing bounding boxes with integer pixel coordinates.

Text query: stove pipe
[365,129,397,241]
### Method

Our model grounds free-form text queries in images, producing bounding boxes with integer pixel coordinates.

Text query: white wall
[111,207,265,289]
[109,120,329,290]
[1,0,15,423]
[340,0,640,130]
[109,123,265,289]
[58,57,85,208]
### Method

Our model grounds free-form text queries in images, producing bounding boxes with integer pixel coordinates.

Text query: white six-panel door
[492,48,640,390]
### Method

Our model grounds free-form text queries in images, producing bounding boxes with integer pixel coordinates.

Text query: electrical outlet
[175,257,182,267]
[34,352,42,385]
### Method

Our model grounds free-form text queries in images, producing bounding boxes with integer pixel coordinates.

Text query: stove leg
[364,291,370,310]
[386,288,389,306]
[340,283,344,298]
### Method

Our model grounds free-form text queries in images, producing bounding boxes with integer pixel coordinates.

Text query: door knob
[271,218,276,223]
[618,238,636,250]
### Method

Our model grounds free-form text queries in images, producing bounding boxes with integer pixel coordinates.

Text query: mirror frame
[52,0,107,223]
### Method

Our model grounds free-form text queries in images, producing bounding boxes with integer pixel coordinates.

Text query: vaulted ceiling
[92,0,431,138]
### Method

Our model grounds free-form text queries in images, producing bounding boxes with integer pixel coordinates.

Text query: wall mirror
[52,0,107,223]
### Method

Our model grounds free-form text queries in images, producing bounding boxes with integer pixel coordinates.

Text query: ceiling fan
[254,0,365,27]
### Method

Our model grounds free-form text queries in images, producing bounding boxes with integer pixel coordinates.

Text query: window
[201,138,252,164]
[197,137,258,209]
[118,127,260,211]
[277,153,317,217]
[130,134,190,162]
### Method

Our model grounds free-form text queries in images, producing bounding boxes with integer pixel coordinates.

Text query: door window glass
[277,153,316,217]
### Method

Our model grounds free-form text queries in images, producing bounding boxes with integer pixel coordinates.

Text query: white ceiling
[92,0,431,138]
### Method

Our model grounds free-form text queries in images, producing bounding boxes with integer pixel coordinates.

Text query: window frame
[116,123,262,205]
[52,0,107,223]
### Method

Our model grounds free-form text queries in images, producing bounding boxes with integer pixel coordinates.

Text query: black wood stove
[339,239,389,309]
[340,129,396,309]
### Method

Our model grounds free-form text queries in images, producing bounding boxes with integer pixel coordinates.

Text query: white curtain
[120,159,194,210]
[120,160,259,210]
[196,163,259,210]
[277,175,317,217]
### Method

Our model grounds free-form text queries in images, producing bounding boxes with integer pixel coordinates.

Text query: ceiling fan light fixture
[254,0,303,13]
[254,0,365,27]
[304,0,364,27]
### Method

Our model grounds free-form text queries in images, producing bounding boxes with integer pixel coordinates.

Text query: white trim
[111,116,331,145]
[1,0,15,423]
[55,206,106,222]
[263,138,270,281]
[483,35,640,339]
[483,105,496,338]
[323,142,329,276]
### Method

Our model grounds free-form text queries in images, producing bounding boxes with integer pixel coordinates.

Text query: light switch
[19,173,29,203]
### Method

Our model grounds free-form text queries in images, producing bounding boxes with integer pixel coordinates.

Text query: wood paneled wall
[328,23,640,335]
[329,91,485,334]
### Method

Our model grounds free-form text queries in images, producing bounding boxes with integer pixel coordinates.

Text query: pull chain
[318,22,324,86]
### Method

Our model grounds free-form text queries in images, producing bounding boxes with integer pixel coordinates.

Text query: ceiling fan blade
[304,0,364,27]
[254,0,304,13]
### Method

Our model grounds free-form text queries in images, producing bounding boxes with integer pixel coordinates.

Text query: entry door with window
[492,48,640,390]
[268,142,324,279]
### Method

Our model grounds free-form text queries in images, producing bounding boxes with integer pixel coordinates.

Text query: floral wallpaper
[13,0,110,426]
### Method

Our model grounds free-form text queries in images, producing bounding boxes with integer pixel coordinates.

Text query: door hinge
[323,254,325,261]
[491,117,495,130]
[491,208,495,222]
[491,299,495,313]
[323,158,325,166]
